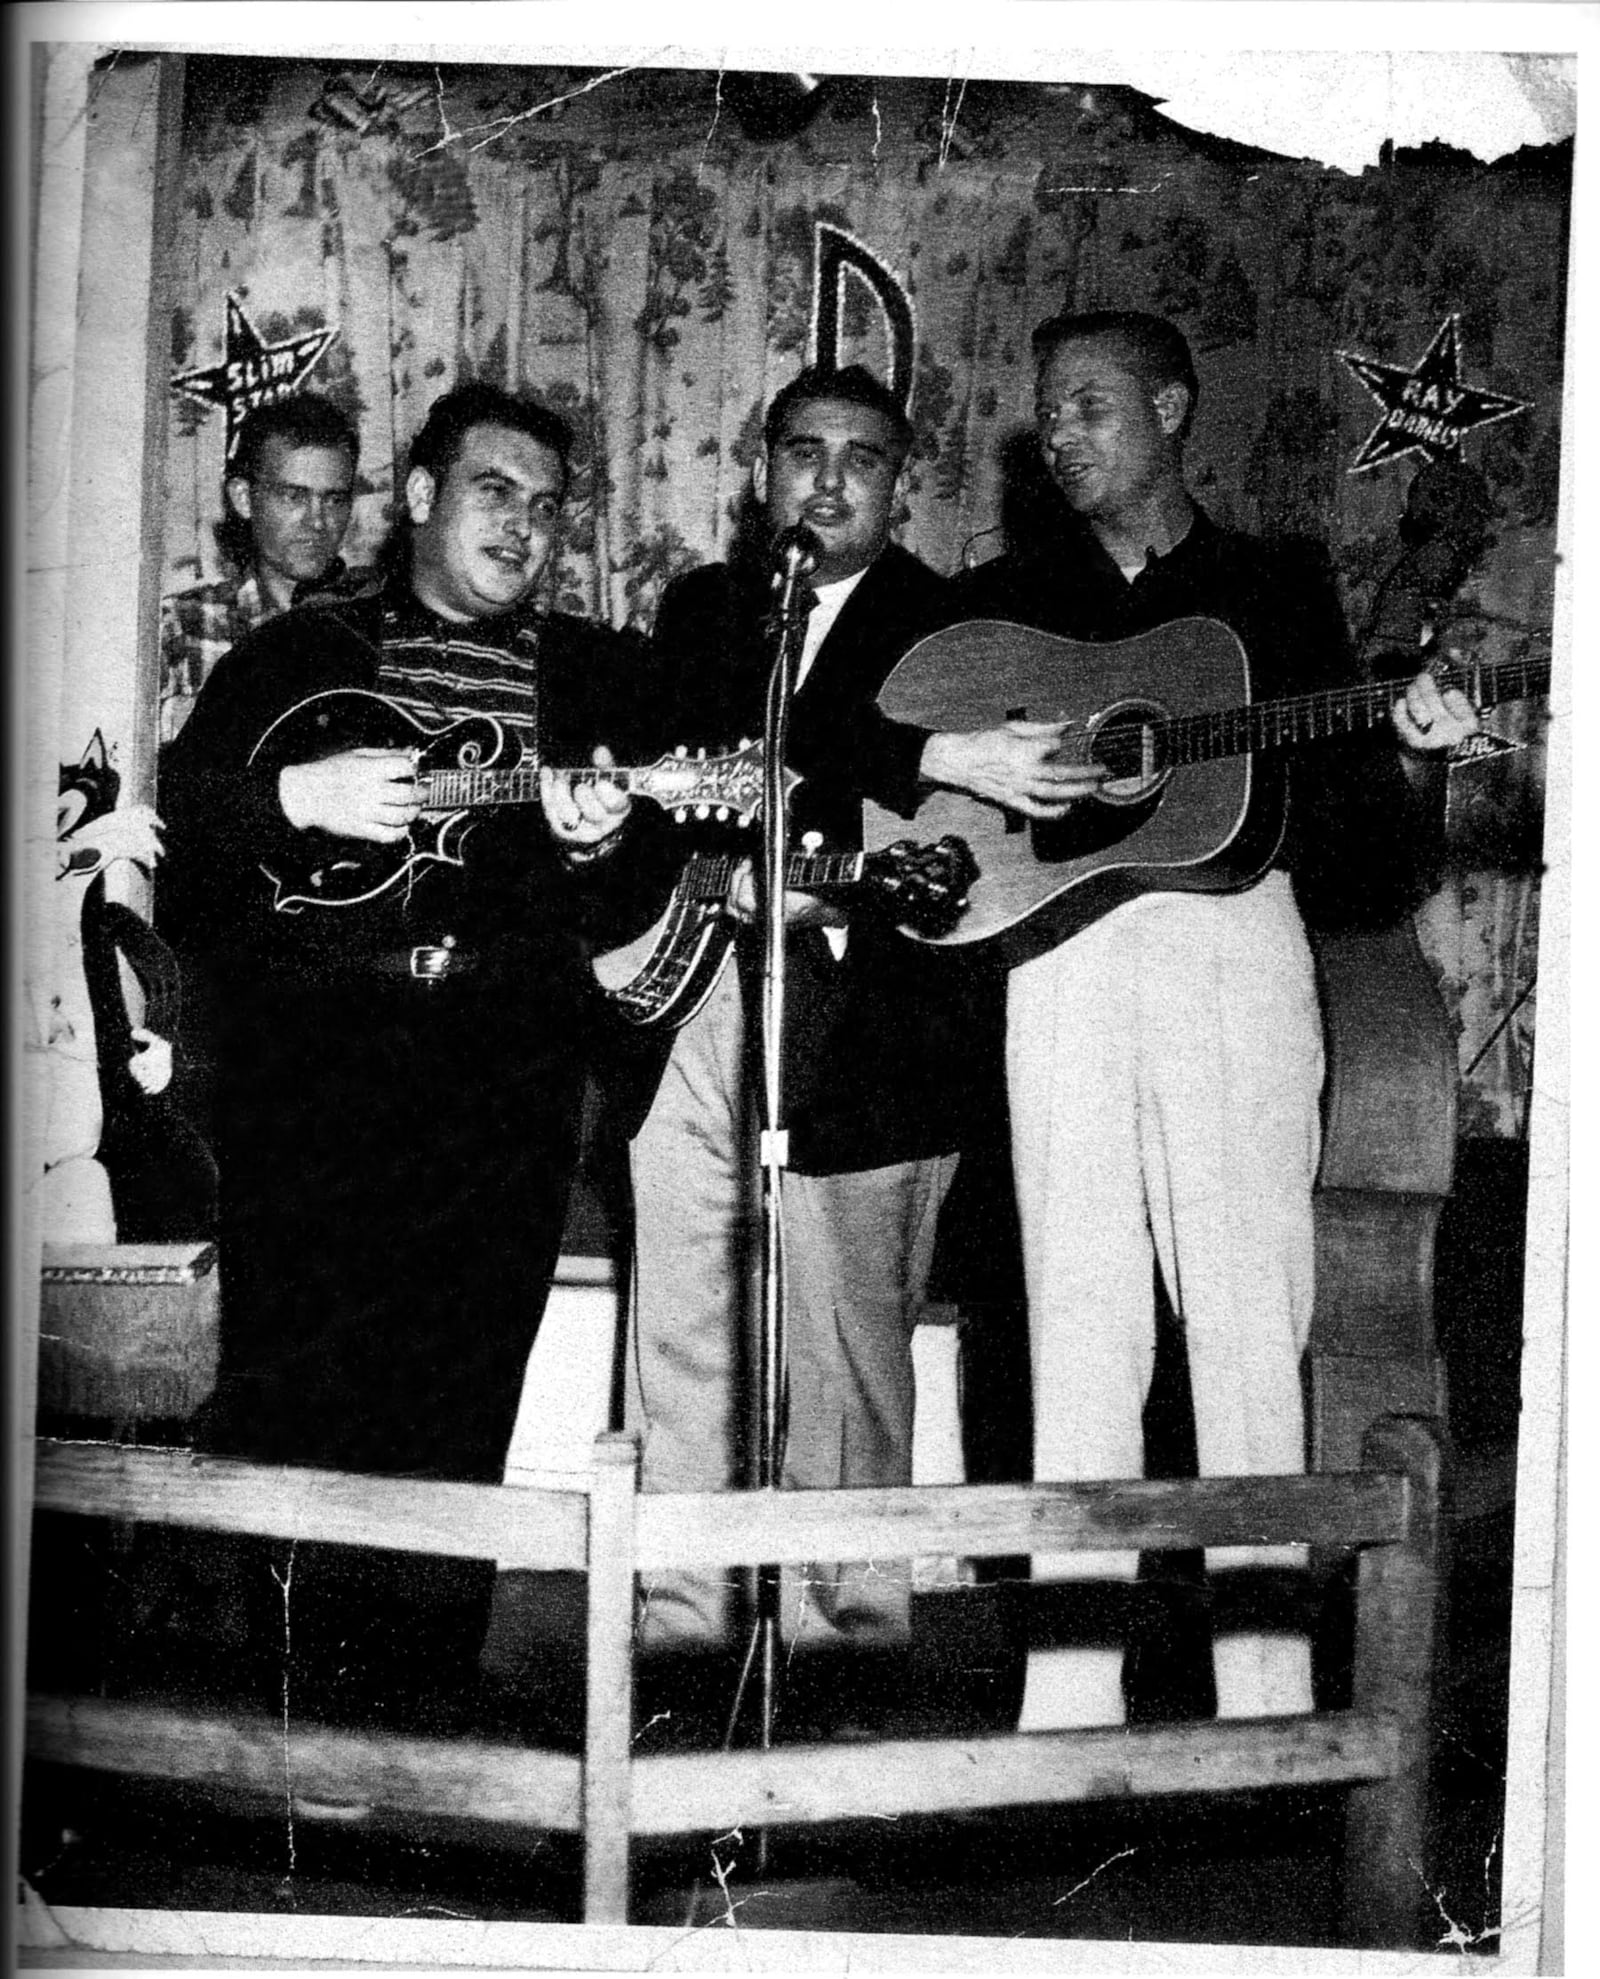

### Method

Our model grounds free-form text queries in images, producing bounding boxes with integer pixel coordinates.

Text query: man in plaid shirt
[159,395,366,743]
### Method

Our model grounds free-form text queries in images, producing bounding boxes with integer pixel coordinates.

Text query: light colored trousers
[625,961,958,1650]
[1007,873,1325,1726]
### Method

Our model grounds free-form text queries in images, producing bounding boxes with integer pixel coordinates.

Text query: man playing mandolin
[158,382,646,1715]
[888,310,1478,1731]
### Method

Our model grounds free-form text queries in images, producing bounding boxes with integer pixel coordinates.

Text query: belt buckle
[409,941,455,982]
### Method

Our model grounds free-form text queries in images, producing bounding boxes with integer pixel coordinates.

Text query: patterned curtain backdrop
[160,60,1568,1136]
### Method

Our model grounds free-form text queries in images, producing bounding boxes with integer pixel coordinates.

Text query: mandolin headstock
[636,740,799,827]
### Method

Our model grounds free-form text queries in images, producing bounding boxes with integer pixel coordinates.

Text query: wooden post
[1343,1415,1445,1949]
[1307,925,1456,1476]
[582,1433,638,1925]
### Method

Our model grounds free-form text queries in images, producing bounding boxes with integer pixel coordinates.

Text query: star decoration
[1338,316,1530,474]
[170,294,341,461]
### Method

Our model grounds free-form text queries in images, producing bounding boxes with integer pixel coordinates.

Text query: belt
[366,943,481,982]
[290,942,483,985]
[226,941,496,994]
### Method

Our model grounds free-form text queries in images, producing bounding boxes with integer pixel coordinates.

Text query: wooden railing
[27,1415,1443,1946]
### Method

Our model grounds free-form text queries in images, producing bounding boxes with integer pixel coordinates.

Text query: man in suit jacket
[615,365,1003,1658]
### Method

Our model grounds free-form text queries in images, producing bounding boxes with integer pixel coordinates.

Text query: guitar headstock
[638,741,799,827]
[865,835,978,936]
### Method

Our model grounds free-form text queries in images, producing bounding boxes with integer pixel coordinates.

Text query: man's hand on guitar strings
[278,747,421,842]
[541,744,632,857]
[919,720,1109,819]
[1392,667,1481,757]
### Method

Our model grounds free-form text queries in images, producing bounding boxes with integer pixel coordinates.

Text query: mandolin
[247,688,791,913]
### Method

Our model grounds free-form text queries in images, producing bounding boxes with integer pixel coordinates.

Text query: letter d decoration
[811,222,916,412]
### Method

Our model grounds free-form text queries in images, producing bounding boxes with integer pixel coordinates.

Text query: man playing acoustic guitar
[893,311,1479,1731]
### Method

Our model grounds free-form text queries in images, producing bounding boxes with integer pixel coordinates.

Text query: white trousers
[626,961,957,1650]
[1007,873,1325,1725]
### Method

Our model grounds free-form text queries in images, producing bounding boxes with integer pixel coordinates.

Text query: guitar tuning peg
[674,744,687,758]
[716,807,729,820]
[739,814,753,827]
[675,808,687,822]
[801,830,823,852]
[738,736,752,750]
[695,746,706,759]
[695,804,710,819]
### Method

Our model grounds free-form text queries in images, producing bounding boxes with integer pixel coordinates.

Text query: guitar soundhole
[1086,698,1171,806]
[456,741,486,769]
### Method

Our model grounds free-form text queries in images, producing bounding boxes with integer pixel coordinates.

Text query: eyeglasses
[258,482,355,520]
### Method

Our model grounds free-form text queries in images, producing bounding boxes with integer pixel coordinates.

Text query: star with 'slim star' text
[170,294,340,461]
[1338,316,1529,473]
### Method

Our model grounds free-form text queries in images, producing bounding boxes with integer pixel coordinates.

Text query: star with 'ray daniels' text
[1338,315,1529,474]
[170,293,340,462]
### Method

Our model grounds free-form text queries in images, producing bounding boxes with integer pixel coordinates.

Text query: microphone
[772,522,823,582]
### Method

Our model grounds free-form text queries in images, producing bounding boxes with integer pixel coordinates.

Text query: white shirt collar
[797,564,870,687]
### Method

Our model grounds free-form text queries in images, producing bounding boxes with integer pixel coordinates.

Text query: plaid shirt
[158,559,361,744]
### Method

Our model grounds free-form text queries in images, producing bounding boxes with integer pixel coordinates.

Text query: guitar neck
[680,850,868,899]
[419,762,672,807]
[419,759,757,813]
[420,763,542,808]
[1173,651,1550,766]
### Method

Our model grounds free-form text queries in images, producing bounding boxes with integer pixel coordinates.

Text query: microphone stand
[746,530,816,1856]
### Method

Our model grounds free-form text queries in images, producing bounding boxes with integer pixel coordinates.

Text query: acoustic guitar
[863,616,1548,965]
[247,689,790,913]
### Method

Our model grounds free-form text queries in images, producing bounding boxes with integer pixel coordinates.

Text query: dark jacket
[602,544,1007,1173]
[952,507,1442,932]
[155,582,660,1002]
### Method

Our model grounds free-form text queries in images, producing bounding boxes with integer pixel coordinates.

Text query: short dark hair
[1031,310,1200,437]
[408,383,573,498]
[230,394,359,483]
[764,363,914,463]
